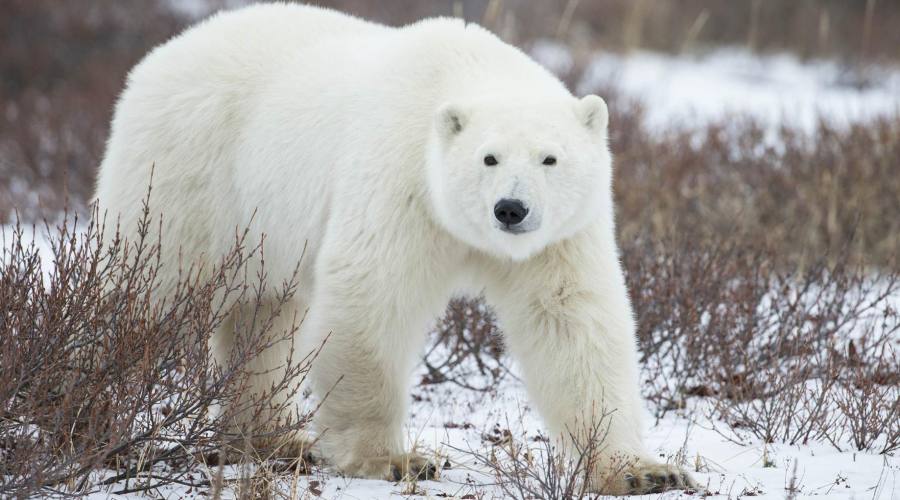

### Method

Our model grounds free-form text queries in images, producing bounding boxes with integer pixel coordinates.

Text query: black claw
[647,474,666,494]
[393,461,438,481]
[415,462,438,480]
[625,473,639,491]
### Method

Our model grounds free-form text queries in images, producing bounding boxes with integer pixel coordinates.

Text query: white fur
[95,3,684,492]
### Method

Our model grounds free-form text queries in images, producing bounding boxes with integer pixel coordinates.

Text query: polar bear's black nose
[494,199,528,226]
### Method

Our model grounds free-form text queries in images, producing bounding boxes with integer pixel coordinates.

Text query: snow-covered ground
[335,369,896,500]
[532,41,900,133]
[119,359,896,499]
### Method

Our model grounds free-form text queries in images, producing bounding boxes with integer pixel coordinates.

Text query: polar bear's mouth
[496,217,541,235]
[499,224,535,235]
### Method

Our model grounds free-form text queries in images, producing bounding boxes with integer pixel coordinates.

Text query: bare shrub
[0,0,187,222]
[608,112,900,271]
[450,412,616,500]
[0,200,315,497]
[420,299,508,392]
[623,230,900,451]
[833,351,900,454]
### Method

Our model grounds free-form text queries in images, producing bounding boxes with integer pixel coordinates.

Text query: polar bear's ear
[576,95,609,133]
[435,103,466,139]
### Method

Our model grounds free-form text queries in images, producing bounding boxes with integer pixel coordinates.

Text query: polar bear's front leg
[303,222,453,481]
[304,282,435,480]
[485,225,696,495]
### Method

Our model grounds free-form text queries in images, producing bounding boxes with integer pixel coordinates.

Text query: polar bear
[95,3,694,495]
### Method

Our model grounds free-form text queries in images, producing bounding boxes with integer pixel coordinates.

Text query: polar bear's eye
[483,154,499,166]
[542,155,557,166]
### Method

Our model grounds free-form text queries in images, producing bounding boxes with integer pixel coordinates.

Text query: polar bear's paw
[595,462,697,495]
[200,433,317,466]
[339,452,438,481]
[260,434,318,463]
[388,452,439,481]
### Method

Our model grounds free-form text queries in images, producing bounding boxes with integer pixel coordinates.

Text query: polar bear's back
[95,5,390,293]
[97,3,387,211]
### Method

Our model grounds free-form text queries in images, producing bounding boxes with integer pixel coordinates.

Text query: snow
[531,41,900,134]
[165,0,220,19]
[279,369,896,499]
[1,222,61,279]
[75,353,896,499]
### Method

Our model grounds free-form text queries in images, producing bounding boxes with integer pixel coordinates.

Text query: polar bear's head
[426,94,612,261]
